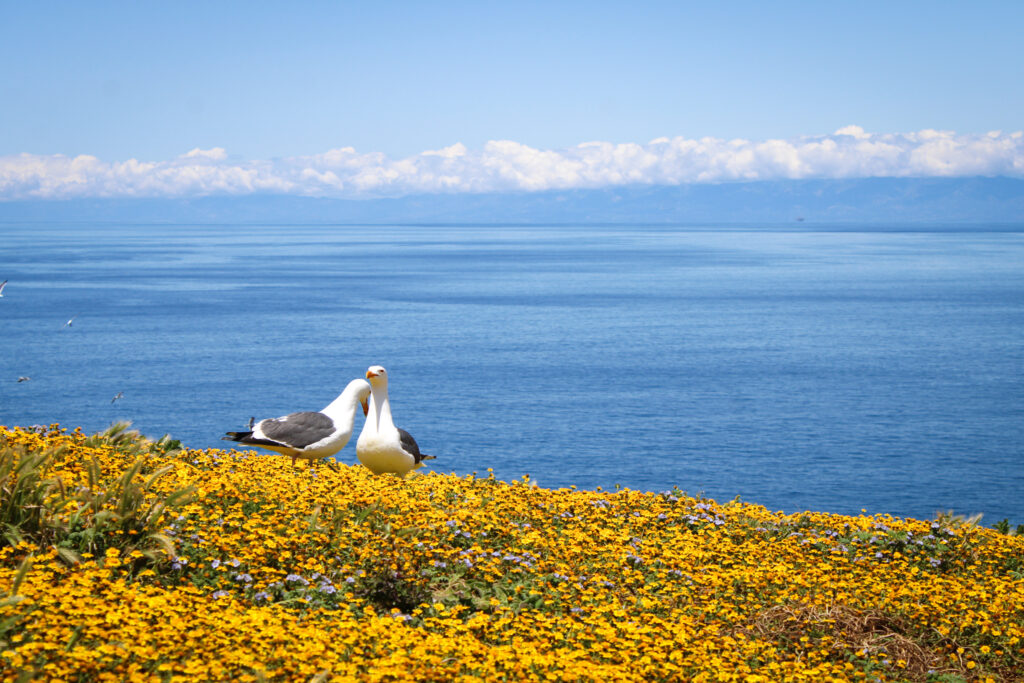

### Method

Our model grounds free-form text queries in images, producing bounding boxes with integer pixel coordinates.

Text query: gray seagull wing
[259,411,336,450]
[397,427,433,463]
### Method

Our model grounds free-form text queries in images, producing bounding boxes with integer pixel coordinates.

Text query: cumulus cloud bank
[2,128,1022,200]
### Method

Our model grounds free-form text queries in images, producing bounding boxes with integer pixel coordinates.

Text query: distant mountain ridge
[1,177,1022,225]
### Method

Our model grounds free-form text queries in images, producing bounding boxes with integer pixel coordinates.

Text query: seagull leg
[291,454,297,468]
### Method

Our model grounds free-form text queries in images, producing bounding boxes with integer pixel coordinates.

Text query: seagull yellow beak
[365,369,379,379]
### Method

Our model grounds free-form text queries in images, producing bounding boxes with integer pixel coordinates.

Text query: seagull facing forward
[356,365,435,477]
[222,378,371,467]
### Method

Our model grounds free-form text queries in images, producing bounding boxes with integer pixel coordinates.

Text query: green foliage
[0,556,35,651]
[83,421,182,457]
[992,518,1024,536]
[932,509,984,528]
[0,441,69,545]
[0,424,194,567]
[728,508,1007,575]
[355,566,431,614]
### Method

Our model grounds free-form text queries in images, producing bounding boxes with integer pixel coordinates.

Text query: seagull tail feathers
[223,431,253,442]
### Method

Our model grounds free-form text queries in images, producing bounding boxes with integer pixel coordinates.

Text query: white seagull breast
[356,366,430,477]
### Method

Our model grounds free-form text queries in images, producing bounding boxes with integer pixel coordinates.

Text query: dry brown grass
[747,602,965,681]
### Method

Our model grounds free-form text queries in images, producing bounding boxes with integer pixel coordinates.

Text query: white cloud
[834,125,870,139]
[183,147,228,160]
[1,128,1022,200]
[422,142,467,158]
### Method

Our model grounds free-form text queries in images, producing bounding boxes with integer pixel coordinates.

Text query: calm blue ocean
[2,223,1022,523]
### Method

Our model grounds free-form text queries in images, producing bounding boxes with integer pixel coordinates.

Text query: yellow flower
[3,423,1023,683]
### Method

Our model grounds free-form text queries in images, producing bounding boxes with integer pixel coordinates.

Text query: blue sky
[1,1,1022,199]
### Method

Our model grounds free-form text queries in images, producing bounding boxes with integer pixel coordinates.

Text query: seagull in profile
[0,280,7,297]
[222,379,372,467]
[17,376,31,383]
[356,365,435,477]
[63,316,77,328]
[111,392,124,404]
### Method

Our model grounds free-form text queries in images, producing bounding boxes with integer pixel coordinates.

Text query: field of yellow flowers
[1,424,1022,682]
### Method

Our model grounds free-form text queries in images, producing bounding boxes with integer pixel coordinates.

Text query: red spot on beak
[361,398,369,416]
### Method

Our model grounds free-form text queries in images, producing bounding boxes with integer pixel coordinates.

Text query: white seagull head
[344,377,372,416]
[365,365,389,389]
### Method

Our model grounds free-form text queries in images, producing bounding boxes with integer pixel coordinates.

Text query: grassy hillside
[1,424,1022,682]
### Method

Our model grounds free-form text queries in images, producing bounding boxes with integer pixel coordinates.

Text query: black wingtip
[223,431,252,442]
